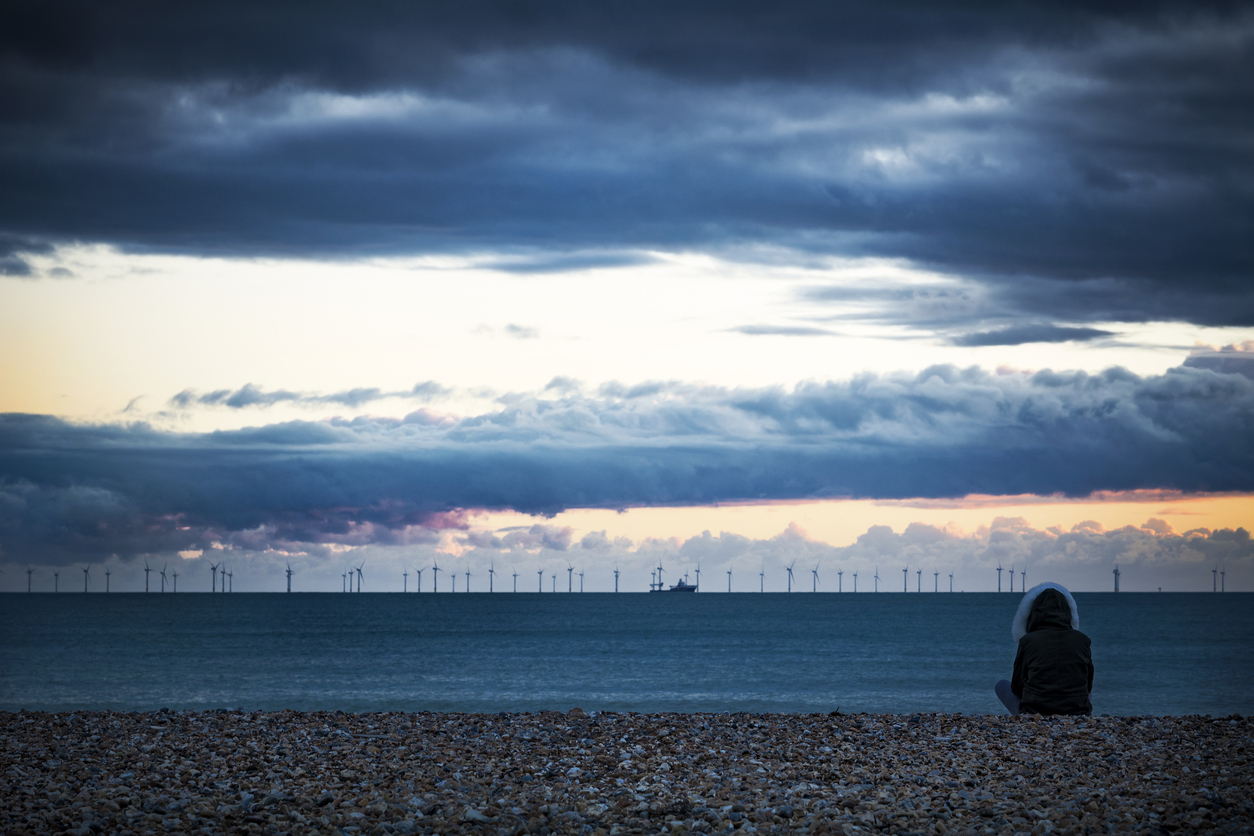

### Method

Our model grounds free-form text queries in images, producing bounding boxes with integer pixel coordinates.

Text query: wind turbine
[1009,565,1014,593]
[160,563,168,593]
[759,565,764,592]
[451,573,456,593]
[512,567,518,593]
[489,563,496,593]
[997,564,1003,593]
[934,570,939,592]
[902,565,907,593]
[656,562,665,591]
[578,569,584,593]
[1113,564,1120,593]
[1021,567,1026,589]
[82,563,91,592]
[811,563,820,592]
[786,560,795,592]
[567,563,574,593]
[874,567,879,593]
[465,567,471,592]
[727,568,732,593]
[355,562,364,592]
[209,562,219,593]
[403,569,408,593]
[837,569,843,592]
[105,566,111,593]
[342,570,347,593]
[415,568,422,592]
[1221,568,1225,592]
[54,571,59,593]
[287,562,294,593]
[27,567,33,593]
[537,568,543,592]
[695,562,701,591]
[433,562,441,593]
[1213,566,1218,592]
[917,568,922,593]
[614,566,620,593]
[144,561,152,593]
[172,569,178,592]
[551,572,557,593]
[227,565,234,592]
[949,572,954,592]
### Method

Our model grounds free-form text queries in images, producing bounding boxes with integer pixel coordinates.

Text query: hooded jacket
[1010,584,1093,716]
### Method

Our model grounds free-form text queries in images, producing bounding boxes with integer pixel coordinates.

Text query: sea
[1,592,1250,716]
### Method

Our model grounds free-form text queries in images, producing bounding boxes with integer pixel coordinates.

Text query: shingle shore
[2,709,1249,835]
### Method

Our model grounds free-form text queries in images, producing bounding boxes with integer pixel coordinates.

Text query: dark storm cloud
[168,381,453,410]
[951,325,1114,347]
[3,361,1252,563]
[1,1,1251,325]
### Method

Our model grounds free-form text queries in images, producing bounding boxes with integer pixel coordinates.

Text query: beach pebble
[0,710,1249,834]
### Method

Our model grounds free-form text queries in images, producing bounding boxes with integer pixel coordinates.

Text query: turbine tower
[852,571,858,592]
[551,573,557,593]
[727,568,732,593]
[54,571,59,592]
[874,567,879,593]
[786,561,795,592]
[489,563,496,593]
[403,570,408,593]
[695,563,701,591]
[656,563,665,591]
[578,569,584,592]
[342,570,347,593]
[160,563,168,593]
[537,568,543,592]
[1020,567,1026,589]
[811,564,820,592]
[227,566,233,592]
[837,569,843,592]
[917,568,922,592]
[934,570,939,592]
[567,564,574,593]
[451,573,456,593]
[1113,564,1120,593]
[1009,564,1014,593]
[512,568,518,593]
[1213,567,1218,592]
[82,563,91,592]
[465,567,471,592]
[997,564,1003,592]
[27,567,33,593]
[1221,568,1225,592]
[105,566,111,593]
[433,562,440,593]
[144,560,152,593]
[172,570,178,592]
[209,562,219,593]
[614,566,620,593]
[288,562,294,593]
[355,562,364,592]
[415,568,423,593]
[759,566,764,592]
[902,566,907,593]
[949,572,954,592]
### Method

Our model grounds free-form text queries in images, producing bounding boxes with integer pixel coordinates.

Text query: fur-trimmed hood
[1012,582,1080,643]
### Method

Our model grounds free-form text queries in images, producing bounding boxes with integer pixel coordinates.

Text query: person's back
[996,584,1093,716]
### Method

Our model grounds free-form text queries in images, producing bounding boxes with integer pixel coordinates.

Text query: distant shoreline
[3,710,1248,834]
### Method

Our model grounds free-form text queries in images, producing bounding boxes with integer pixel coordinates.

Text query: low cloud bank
[1,362,1252,563]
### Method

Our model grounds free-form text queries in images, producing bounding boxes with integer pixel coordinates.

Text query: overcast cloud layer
[1,1,1252,327]
[2,360,1251,563]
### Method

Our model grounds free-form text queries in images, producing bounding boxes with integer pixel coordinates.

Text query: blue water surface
[1,592,1248,715]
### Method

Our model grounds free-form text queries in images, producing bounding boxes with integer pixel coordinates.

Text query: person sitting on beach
[995,583,1093,716]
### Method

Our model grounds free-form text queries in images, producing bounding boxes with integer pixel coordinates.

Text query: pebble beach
[2,709,1250,835]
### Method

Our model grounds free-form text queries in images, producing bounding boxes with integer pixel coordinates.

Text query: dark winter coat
[1011,588,1094,716]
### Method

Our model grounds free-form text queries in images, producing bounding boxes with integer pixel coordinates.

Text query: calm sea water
[1,592,1249,716]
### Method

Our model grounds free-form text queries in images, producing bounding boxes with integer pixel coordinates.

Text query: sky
[1,0,1252,593]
